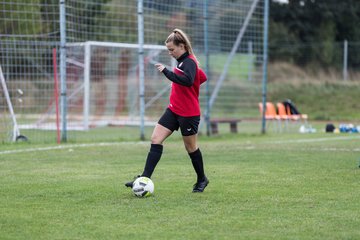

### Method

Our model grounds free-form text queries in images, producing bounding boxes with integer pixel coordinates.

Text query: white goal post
[0,65,27,142]
[20,41,174,132]
[64,41,173,130]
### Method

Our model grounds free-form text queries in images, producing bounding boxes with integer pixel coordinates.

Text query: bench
[210,118,242,134]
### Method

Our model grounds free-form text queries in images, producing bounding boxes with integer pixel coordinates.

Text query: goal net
[33,41,173,131]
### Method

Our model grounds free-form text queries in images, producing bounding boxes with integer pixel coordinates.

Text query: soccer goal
[0,65,27,142]
[33,41,173,131]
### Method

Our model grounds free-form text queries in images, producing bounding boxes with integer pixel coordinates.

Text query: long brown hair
[165,29,195,57]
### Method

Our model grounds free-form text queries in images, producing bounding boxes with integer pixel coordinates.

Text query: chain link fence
[1,0,267,143]
[2,1,357,143]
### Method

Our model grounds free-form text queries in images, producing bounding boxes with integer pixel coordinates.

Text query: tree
[269,0,360,69]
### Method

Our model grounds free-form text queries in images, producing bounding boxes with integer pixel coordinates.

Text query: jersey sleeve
[162,58,196,87]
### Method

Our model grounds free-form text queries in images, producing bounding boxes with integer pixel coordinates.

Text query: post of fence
[83,42,91,130]
[248,41,253,81]
[203,0,211,136]
[261,0,269,134]
[343,39,348,81]
[138,0,145,140]
[59,0,67,142]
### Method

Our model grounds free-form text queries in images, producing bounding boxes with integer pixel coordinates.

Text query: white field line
[0,142,145,155]
[0,135,359,156]
[267,135,360,152]
[270,135,360,144]
[299,147,360,152]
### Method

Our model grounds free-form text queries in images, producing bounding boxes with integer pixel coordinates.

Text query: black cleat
[192,177,209,193]
[125,175,140,188]
[125,181,133,188]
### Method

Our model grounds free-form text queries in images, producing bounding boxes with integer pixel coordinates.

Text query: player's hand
[155,63,165,72]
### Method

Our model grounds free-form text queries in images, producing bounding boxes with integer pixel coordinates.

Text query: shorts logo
[187,128,192,131]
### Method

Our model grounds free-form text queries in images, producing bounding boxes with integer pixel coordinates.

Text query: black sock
[141,144,163,178]
[189,148,206,182]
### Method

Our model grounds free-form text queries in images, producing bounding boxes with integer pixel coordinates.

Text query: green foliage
[270,0,360,69]
[66,0,112,41]
[0,0,42,38]
[39,0,59,40]
[269,20,300,63]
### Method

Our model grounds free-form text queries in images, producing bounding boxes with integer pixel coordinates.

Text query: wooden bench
[210,118,242,134]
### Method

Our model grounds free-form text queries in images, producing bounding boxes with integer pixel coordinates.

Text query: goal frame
[66,41,169,130]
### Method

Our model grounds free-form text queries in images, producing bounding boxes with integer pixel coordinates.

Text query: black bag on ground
[325,123,335,133]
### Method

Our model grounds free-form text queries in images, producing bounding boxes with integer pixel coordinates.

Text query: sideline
[0,135,359,155]
[300,147,360,152]
[270,135,360,144]
[0,141,145,155]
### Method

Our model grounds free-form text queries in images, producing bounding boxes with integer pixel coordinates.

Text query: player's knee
[150,134,163,144]
[184,143,197,153]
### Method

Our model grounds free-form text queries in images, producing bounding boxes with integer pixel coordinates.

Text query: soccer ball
[132,177,154,197]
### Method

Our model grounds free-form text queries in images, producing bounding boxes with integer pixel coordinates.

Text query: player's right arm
[156,59,196,87]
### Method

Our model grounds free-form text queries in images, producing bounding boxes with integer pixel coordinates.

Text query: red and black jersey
[162,52,207,117]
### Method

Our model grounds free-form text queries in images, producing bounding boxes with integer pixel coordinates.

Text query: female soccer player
[125,28,209,192]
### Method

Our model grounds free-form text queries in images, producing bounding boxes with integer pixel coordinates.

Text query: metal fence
[269,41,360,82]
[2,1,357,143]
[1,0,267,143]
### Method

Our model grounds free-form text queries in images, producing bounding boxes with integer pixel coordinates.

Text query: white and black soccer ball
[132,177,154,197]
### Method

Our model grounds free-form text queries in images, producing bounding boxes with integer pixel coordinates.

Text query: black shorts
[158,108,200,136]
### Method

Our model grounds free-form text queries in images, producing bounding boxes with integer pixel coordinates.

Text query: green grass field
[1,132,359,239]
